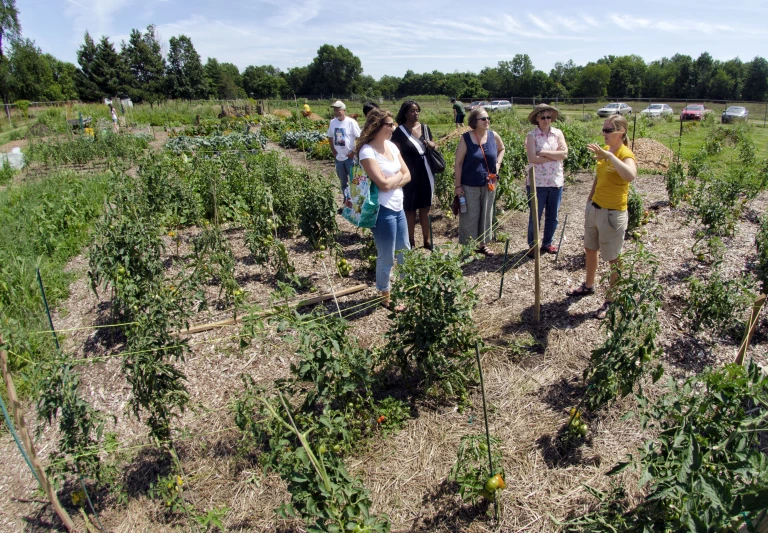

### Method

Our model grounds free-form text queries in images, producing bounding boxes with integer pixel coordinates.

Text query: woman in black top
[391,100,436,250]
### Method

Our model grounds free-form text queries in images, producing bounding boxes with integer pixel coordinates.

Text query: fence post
[764,101,767,128]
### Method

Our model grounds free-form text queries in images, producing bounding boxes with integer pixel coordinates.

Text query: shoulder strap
[473,131,492,175]
[399,124,426,154]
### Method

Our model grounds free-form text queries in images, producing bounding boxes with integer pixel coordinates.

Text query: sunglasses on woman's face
[477,117,490,122]
[602,128,617,134]
[538,115,553,120]
[383,122,396,128]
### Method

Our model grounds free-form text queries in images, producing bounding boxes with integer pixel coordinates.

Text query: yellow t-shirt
[303,104,311,113]
[591,144,636,211]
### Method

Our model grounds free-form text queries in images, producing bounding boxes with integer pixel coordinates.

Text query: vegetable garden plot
[2,122,768,532]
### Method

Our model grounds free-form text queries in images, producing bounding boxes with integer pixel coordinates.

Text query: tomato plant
[192,223,244,312]
[564,362,768,531]
[386,248,481,401]
[298,175,338,252]
[665,160,686,207]
[754,215,768,294]
[580,244,663,414]
[449,434,504,505]
[684,266,754,340]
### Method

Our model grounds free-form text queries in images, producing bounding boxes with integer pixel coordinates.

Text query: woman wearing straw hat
[525,104,568,257]
[566,114,637,319]
[454,107,506,255]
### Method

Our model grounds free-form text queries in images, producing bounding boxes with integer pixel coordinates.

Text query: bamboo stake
[498,239,510,299]
[529,168,541,323]
[0,340,75,531]
[735,295,766,365]
[181,284,367,334]
[555,214,568,264]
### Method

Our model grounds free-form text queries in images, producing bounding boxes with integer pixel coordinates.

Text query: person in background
[451,98,465,128]
[363,101,380,118]
[391,100,435,250]
[453,108,505,255]
[355,108,411,308]
[525,104,568,257]
[302,100,312,117]
[567,115,637,319]
[327,100,361,203]
[111,105,119,133]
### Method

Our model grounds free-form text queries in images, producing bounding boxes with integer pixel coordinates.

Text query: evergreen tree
[91,36,123,97]
[75,31,101,101]
[166,35,207,100]
[122,25,166,104]
[203,57,222,99]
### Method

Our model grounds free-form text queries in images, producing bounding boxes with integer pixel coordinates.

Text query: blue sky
[17,0,768,78]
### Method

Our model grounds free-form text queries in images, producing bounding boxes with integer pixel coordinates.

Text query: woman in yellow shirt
[567,115,637,319]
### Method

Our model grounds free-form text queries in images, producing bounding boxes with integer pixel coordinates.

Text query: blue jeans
[372,206,410,291]
[335,157,355,196]
[527,186,563,248]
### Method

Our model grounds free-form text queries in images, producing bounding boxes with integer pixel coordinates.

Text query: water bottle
[459,195,467,214]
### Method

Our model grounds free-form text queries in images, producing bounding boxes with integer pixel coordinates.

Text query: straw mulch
[1,143,766,532]
[632,138,676,172]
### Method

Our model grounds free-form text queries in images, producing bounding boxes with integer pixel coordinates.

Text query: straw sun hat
[528,104,559,125]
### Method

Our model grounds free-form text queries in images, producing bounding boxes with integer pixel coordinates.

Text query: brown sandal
[476,245,495,256]
[566,282,595,298]
[594,301,612,320]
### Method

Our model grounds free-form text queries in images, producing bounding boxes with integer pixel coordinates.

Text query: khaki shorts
[584,202,627,261]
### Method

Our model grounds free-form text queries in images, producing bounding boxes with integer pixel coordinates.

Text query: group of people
[326,99,637,318]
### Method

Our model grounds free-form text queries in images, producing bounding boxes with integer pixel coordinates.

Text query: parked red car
[680,104,709,121]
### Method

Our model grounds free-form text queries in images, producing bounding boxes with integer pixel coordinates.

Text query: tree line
[3,10,768,105]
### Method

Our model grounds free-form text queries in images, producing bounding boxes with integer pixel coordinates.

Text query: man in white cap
[327,100,361,202]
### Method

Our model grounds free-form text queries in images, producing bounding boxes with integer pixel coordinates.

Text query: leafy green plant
[148,472,187,515]
[625,185,643,235]
[683,267,754,339]
[664,160,685,207]
[34,361,108,483]
[387,248,481,401]
[192,223,244,312]
[299,175,338,251]
[0,160,14,185]
[755,215,768,293]
[14,100,30,118]
[448,434,505,505]
[580,244,663,413]
[564,362,768,532]
[164,132,267,154]
[192,506,229,532]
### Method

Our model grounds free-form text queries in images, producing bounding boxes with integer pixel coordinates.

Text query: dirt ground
[1,142,766,532]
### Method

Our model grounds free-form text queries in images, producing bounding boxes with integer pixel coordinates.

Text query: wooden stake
[0,340,75,531]
[529,168,541,323]
[735,295,766,365]
[181,284,367,334]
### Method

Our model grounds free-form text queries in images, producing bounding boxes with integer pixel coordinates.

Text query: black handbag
[423,126,446,174]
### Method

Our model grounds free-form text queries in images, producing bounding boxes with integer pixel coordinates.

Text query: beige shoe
[380,291,390,309]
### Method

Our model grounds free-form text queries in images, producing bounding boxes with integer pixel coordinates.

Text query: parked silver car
[597,102,632,117]
[721,106,748,123]
[485,100,512,112]
[640,103,673,117]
